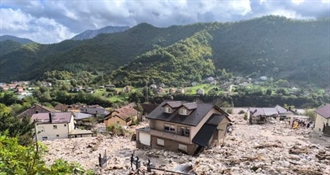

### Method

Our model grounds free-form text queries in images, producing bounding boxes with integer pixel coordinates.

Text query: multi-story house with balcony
[135,101,230,155]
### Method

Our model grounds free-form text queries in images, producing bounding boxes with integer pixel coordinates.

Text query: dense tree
[0,104,35,146]
[0,133,92,174]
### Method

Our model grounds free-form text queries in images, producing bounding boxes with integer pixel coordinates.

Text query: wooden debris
[292,168,323,175]
[254,144,283,149]
[315,151,330,160]
[289,145,309,155]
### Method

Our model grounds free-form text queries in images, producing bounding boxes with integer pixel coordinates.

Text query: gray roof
[315,104,330,119]
[248,108,265,116]
[263,108,278,116]
[183,102,198,110]
[31,112,72,124]
[206,114,225,125]
[73,112,93,120]
[249,107,280,116]
[80,106,108,115]
[147,101,228,126]
[163,101,182,108]
[192,124,217,147]
[192,114,225,147]
[275,105,292,114]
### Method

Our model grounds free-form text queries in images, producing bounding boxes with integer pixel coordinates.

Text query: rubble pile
[43,114,330,175]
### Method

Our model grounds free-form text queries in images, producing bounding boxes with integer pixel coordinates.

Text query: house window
[42,137,48,141]
[157,138,164,146]
[179,108,187,115]
[178,144,188,152]
[56,135,59,137]
[53,125,57,129]
[164,124,175,133]
[164,107,172,113]
[179,127,190,137]
[64,124,67,127]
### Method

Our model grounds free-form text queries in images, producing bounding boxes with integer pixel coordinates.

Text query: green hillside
[112,30,215,85]
[0,40,22,56]
[208,16,330,86]
[0,16,329,87]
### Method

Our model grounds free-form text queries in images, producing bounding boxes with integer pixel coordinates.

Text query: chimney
[49,113,52,123]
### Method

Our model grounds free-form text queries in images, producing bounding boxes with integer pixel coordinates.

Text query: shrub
[244,113,248,120]
[106,124,126,136]
[304,109,316,121]
[226,108,233,114]
[238,110,245,114]
[130,118,140,126]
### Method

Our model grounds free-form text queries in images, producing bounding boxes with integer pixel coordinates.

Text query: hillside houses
[104,103,138,126]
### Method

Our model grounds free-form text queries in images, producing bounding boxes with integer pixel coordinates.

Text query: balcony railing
[149,128,191,144]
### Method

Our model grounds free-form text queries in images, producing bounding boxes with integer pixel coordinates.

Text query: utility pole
[34,119,39,153]
[145,79,149,103]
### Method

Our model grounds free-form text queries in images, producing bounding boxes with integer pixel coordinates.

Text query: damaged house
[247,105,294,124]
[247,107,279,124]
[135,101,230,155]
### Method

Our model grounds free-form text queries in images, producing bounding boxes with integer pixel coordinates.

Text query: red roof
[106,104,137,121]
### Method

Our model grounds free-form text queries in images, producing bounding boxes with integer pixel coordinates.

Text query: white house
[31,112,74,141]
[260,76,268,81]
[31,112,92,141]
[314,104,330,133]
[196,88,205,95]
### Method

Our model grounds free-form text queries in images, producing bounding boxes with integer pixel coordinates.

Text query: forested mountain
[0,35,34,44]
[71,26,130,40]
[0,16,329,87]
[0,40,22,56]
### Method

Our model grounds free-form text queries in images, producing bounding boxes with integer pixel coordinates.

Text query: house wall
[151,119,166,130]
[150,136,196,155]
[68,116,75,132]
[104,116,126,126]
[217,118,230,141]
[314,114,330,133]
[190,108,221,140]
[149,119,191,142]
[36,123,69,141]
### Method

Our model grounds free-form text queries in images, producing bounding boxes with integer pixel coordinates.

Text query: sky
[0,0,329,44]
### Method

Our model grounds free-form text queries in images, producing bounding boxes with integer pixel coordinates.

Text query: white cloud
[0,8,75,43]
[292,0,305,5]
[0,0,329,43]
[270,9,312,19]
